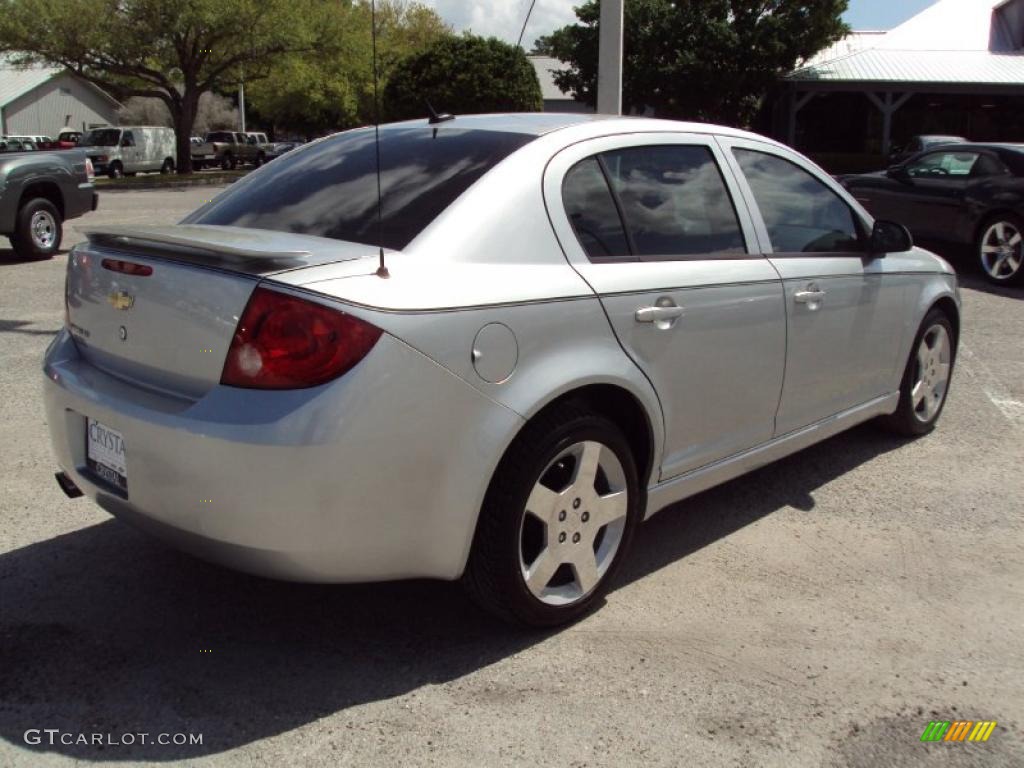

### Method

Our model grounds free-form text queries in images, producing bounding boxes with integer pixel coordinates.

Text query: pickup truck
[192,131,268,170]
[0,149,97,259]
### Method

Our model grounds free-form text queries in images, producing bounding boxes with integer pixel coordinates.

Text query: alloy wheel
[911,323,952,423]
[980,221,1023,281]
[518,440,628,606]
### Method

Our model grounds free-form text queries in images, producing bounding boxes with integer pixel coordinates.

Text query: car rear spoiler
[80,225,376,275]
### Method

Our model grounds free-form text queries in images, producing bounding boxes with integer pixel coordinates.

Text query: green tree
[537,0,848,126]
[247,0,451,136]
[0,0,348,172]
[384,34,542,121]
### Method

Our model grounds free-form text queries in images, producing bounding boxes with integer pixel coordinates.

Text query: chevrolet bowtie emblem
[108,290,134,311]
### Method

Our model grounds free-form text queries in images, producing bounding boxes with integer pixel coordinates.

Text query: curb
[96,172,248,191]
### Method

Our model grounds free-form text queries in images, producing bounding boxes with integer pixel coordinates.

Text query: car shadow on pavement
[0,248,68,266]
[0,424,904,761]
[0,319,60,336]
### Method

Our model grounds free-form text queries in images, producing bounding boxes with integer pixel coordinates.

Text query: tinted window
[80,128,121,147]
[207,132,234,142]
[601,145,745,258]
[973,154,1007,177]
[734,149,862,253]
[562,157,631,261]
[907,151,979,178]
[188,126,535,249]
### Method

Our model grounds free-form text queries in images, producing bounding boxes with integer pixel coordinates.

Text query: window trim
[595,154,639,258]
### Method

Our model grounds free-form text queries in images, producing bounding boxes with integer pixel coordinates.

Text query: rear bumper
[42,329,523,582]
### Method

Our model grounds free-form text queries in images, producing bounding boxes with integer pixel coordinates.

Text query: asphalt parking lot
[1,187,1022,767]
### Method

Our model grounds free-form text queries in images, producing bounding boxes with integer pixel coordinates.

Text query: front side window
[121,131,135,147]
[907,151,981,178]
[601,145,745,258]
[561,157,632,261]
[734,149,862,253]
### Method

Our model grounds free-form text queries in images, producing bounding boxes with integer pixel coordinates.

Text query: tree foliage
[247,1,451,136]
[383,34,543,121]
[0,0,348,171]
[537,0,848,126]
[119,92,239,134]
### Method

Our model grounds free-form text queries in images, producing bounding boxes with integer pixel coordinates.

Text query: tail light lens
[221,287,382,389]
[85,158,95,182]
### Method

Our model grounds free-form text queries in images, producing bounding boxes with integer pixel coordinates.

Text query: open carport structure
[775,0,1024,167]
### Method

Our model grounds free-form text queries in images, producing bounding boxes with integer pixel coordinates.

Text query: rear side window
[601,145,745,259]
[562,157,631,261]
[734,149,863,253]
[188,126,534,250]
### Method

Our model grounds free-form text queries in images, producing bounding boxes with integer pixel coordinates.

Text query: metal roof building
[528,56,593,114]
[0,56,120,138]
[777,0,1024,165]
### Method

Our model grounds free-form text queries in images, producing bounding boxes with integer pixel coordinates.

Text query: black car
[889,134,967,165]
[842,143,1024,286]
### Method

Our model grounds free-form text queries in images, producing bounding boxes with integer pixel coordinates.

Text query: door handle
[794,286,826,307]
[635,306,685,323]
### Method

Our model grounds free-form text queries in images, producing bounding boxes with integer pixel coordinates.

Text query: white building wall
[2,72,118,137]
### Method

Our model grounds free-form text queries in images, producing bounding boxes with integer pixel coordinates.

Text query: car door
[121,130,140,172]
[900,150,1005,241]
[544,133,787,481]
[720,138,908,436]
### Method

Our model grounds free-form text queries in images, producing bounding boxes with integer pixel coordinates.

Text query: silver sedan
[44,114,960,626]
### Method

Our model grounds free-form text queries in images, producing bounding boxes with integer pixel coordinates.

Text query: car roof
[379,112,785,147]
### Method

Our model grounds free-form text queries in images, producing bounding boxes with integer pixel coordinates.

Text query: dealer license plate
[86,418,128,492]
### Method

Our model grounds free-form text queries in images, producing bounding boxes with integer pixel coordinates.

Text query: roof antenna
[371,0,389,278]
[517,0,538,48]
[426,100,455,125]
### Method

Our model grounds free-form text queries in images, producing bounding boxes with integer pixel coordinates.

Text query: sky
[417,0,942,49]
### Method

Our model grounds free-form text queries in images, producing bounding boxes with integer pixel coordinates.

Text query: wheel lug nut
[572,532,581,543]
[581,511,590,522]
[572,498,581,509]
[558,510,566,521]
[558,532,566,543]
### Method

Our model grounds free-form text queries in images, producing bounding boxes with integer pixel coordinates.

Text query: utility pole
[239,80,247,133]
[597,0,624,115]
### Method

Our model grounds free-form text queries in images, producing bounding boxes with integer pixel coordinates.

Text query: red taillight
[101,258,153,276]
[221,287,382,389]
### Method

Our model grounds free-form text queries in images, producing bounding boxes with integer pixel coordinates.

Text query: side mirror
[886,164,909,180]
[870,219,913,255]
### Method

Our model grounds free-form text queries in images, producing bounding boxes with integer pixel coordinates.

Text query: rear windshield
[186,125,535,249]
[207,132,235,142]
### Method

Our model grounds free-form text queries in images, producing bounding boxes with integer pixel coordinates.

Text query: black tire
[977,213,1024,286]
[10,197,62,260]
[462,405,642,627]
[221,153,235,171]
[160,158,174,174]
[879,308,956,437]
[108,161,123,179]
[193,160,204,171]
[255,152,265,168]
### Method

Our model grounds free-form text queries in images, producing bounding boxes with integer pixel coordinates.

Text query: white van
[79,126,176,178]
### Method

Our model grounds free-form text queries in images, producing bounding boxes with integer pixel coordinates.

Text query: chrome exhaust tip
[55,471,83,499]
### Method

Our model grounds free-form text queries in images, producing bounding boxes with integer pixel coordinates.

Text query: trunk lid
[67,225,378,399]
